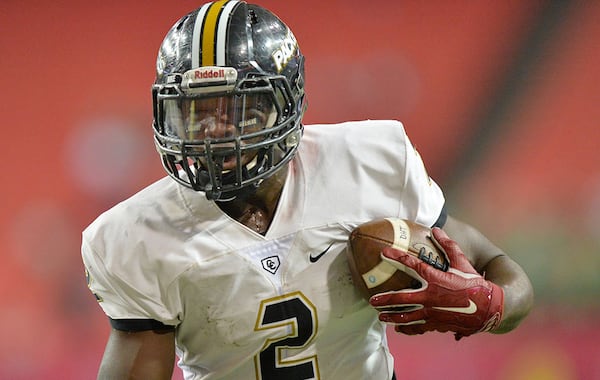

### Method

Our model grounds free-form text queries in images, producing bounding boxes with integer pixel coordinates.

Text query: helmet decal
[192,0,241,68]
[272,30,298,73]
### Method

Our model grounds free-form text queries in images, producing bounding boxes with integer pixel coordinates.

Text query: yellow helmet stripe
[191,0,240,68]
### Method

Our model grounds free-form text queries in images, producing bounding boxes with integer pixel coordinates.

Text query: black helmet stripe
[191,0,241,68]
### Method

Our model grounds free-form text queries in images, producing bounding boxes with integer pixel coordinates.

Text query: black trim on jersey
[109,318,175,332]
[432,204,448,228]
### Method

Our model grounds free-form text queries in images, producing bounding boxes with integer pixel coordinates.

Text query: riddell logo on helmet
[182,67,237,90]
[272,30,298,73]
[194,68,226,79]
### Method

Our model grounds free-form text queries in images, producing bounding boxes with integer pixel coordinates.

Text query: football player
[82,1,533,379]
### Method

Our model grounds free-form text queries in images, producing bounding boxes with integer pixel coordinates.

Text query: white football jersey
[82,120,445,380]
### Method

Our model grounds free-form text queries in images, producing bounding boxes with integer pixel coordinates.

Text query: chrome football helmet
[152,1,306,200]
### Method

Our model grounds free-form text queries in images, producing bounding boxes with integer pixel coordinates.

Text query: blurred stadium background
[1,1,599,379]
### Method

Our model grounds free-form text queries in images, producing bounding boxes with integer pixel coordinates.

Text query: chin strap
[201,150,268,201]
[213,183,260,203]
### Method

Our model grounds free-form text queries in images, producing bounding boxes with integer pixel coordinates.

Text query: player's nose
[205,114,236,138]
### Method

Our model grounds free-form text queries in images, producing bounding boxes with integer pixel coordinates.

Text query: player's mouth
[216,151,259,172]
[221,154,238,170]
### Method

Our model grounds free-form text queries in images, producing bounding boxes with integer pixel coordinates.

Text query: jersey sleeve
[81,230,182,329]
[298,120,446,227]
[395,125,446,228]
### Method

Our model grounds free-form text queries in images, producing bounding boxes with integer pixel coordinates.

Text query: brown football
[346,218,448,301]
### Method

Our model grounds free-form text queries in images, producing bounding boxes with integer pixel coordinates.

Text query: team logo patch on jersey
[261,255,281,274]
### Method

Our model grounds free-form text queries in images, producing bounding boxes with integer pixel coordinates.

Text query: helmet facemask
[153,67,303,201]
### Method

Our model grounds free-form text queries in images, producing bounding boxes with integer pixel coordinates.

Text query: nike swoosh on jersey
[432,300,477,314]
[309,243,334,263]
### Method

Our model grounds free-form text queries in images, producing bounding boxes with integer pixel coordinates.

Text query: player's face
[163,94,276,170]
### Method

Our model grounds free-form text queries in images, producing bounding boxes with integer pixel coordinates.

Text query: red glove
[369,227,504,340]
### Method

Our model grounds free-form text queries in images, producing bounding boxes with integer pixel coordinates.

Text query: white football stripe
[386,218,411,252]
[215,1,240,66]
[362,260,397,289]
[191,3,211,68]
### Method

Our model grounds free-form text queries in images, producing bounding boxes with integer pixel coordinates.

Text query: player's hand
[369,227,504,340]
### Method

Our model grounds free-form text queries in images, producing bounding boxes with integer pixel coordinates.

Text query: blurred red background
[1,1,599,379]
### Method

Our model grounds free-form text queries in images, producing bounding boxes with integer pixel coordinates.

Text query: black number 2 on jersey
[254,292,319,379]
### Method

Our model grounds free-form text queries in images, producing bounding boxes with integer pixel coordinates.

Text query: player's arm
[98,327,175,379]
[441,216,534,333]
